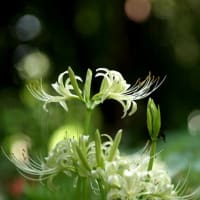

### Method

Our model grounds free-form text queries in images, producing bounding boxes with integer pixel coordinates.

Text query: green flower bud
[147,98,161,139]
[68,66,83,100]
[83,68,92,103]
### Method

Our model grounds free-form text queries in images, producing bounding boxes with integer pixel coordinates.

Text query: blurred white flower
[6,130,198,199]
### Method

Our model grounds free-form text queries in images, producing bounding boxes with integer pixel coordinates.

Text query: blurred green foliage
[158,129,200,189]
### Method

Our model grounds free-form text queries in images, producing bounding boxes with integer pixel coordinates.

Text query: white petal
[128,101,137,116]
[51,82,61,94]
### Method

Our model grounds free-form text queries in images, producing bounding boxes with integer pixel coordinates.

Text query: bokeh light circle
[15,14,41,41]
[188,110,200,136]
[124,0,151,23]
[16,50,50,80]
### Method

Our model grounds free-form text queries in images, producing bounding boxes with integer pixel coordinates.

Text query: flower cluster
[27,67,164,118]
[7,130,197,200]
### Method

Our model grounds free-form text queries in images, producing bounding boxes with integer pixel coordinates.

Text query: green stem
[84,108,92,135]
[97,179,106,200]
[76,177,82,199]
[82,177,89,200]
[148,139,157,171]
[76,177,89,200]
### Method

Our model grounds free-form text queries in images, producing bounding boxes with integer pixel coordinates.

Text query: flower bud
[147,98,161,139]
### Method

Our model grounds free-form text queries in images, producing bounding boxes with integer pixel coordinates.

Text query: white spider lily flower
[94,68,165,118]
[27,70,82,111]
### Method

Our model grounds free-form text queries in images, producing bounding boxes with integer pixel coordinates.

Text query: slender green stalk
[84,108,92,135]
[76,177,89,200]
[97,179,106,200]
[82,177,89,200]
[76,177,82,199]
[147,98,161,171]
[147,139,157,171]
